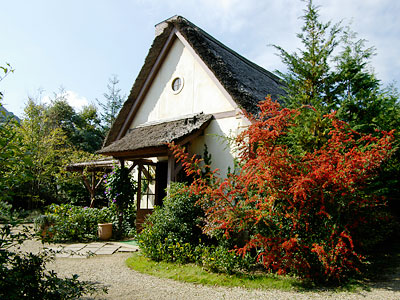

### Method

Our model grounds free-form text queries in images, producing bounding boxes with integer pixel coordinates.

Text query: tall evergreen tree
[274,0,341,112]
[96,75,126,134]
[275,0,400,217]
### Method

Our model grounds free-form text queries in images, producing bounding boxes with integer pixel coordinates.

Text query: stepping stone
[102,245,120,250]
[55,252,71,258]
[46,246,63,252]
[64,244,85,251]
[118,247,139,252]
[87,243,104,247]
[69,254,87,258]
[95,247,120,255]
[85,246,102,250]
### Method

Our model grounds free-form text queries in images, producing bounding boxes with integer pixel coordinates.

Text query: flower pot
[41,225,54,239]
[98,223,113,241]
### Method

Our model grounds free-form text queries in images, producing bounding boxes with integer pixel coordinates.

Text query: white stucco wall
[130,38,236,127]
[189,116,247,177]
[129,36,248,177]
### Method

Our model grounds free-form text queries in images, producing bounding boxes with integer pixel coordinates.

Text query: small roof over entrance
[98,113,213,158]
[66,157,118,172]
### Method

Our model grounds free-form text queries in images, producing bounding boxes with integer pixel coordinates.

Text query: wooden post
[136,163,143,232]
[167,155,175,188]
[119,159,125,168]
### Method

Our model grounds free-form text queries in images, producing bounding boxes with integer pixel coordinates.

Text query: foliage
[274,0,400,147]
[96,75,126,133]
[200,245,254,275]
[1,64,106,298]
[6,97,107,210]
[0,201,15,223]
[35,204,114,242]
[0,222,106,299]
[0,65,35,216]
[104,165,137,234]
[0,108,29,204]
[35,203,136,242]
[104,166,137,210]
[46,90,104,153]
[57,150,107,207]
[138,182,205,262]
[170,97,395,282]
[274,0,400,216]
[274,0,341,112]
[10,99,70,209]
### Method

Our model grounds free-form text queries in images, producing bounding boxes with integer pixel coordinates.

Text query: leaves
[170,97,394,282]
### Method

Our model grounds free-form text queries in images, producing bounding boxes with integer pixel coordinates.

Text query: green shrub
[200,245,254,275]
[35,204,115,242]
[0,201,15,223]
[139,182,206,262]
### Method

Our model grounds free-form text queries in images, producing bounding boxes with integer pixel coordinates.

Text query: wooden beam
[128,162,137,173]
[137,163,142,210]
[100,146,168,159]
[95,177,104,190]
[119,159,125,168]
[81,173,92,194]
[167,155,175,187]
[173,161,183,178]
[82,172,96,208]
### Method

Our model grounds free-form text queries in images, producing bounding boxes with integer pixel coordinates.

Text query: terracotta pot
[41,225,54,239]
[98,223,113,241]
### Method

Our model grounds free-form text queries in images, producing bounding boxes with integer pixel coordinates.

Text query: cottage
[98,16,285,230]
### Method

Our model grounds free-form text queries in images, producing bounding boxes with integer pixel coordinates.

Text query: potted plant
[97,208,113,241]
[34,214,56,240]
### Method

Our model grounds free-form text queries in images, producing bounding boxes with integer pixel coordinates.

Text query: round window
[171,77,183,94]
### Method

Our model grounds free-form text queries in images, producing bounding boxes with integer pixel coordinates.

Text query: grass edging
[125,252,301,290]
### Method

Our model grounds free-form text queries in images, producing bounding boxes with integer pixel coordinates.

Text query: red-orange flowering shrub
[169,97,395,282]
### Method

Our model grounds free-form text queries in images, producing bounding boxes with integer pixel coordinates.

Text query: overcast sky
[1,0,399,117]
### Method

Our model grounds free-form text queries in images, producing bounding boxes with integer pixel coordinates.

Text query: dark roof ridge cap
[154,15,180,29]
[134,112,209,128]
[169,16,282,86]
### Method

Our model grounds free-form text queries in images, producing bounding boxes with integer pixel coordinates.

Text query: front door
[136,161,168,232]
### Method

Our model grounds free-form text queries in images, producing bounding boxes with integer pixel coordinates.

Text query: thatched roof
[66,157,118,172]
[98,114,213,157]
[103,15,285,148]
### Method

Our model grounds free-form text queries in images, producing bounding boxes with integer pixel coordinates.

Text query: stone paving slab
[118,247,139,252]
[53,241,139,258]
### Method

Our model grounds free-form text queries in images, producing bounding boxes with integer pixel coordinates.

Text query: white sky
[1,0,399,117]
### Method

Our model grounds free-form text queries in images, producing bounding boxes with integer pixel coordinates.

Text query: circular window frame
[171,77,184,94]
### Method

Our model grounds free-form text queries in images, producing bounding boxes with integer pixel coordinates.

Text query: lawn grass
[118,239,139,246]
[126,253,302,291]
[126,236,400,292]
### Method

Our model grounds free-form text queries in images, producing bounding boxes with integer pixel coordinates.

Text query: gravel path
[19,238,400,300]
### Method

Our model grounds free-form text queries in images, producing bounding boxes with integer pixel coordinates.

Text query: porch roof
[66,157,118,172]
[97,113,213,158]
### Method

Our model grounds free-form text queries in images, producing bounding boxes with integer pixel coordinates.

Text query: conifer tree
[96,75,126,134]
